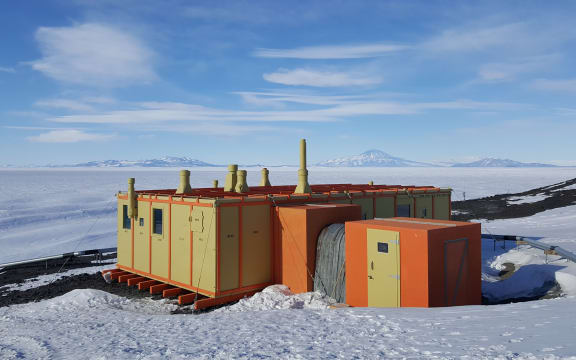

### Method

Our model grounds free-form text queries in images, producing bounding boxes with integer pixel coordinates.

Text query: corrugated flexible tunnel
[314,223,346,303]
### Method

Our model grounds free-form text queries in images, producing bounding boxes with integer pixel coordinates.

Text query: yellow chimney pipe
[294,139,311,194]
[260,168,271,187]
[224,164,238,192]
[127,177,137,218]
[176,170,193,194]
[235,170,249,193]
[213,179,219,188]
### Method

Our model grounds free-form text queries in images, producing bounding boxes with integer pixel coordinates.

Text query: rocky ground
[452,177,576,221]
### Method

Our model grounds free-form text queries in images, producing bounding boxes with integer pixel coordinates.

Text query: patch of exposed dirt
[452,177,576,221]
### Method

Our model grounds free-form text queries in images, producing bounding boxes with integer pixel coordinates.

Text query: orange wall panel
[275,204,362,294]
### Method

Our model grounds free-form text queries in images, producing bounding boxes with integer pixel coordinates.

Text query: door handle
[371,261,374,270]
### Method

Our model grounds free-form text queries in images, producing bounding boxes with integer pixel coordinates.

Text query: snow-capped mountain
[452,158,557,168]
[57,156,217,168]
[316,150,435,167]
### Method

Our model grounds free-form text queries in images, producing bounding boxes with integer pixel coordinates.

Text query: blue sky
[1,0,576,166]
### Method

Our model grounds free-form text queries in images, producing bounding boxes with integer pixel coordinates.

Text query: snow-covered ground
[2,167,576,358]
[1,287,575,359]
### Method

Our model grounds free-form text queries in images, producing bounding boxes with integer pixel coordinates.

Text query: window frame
[153,208,163,235]
[397,204,411,217]
[122,204,131,229]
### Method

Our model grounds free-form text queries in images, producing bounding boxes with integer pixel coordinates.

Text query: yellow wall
[117,198,132,267]
[219,206,239,291]
[241,204,272,286]
[374,196,395,218]
[415,195,433,219]
[150,201,170,279]
[134,200,150,272]
[171,204,192,285]
[351,198,373,219]
[192,206,217,293]
[434,193,451,220]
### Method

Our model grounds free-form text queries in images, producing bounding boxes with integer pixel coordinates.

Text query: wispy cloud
[43,96,527,127]
[531,78,576,92]
[35,99,95,112]
[422,21,576,54]
[34,96,117,112]
[263,68,382,87]
[27,129,116,143]
[254,43,409,59]
[422,23,528,52]
[476,54,561,82]
[235,91,378,106]
[0,66,15,73]
[30,23,155,86]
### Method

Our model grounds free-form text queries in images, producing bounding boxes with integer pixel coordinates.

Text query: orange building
[345,218,481,308]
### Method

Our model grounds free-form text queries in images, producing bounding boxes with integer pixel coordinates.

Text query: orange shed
[346,217,481,308]
[274,203,362,294]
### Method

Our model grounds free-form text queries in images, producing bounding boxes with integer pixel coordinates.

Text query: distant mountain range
[316,150,434,167]
[0,151,560,168]
[451,158,556,168]
[52,157,216,168]
[316,151,557,168]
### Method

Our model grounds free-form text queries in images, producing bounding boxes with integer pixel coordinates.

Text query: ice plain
[1,167,576,359]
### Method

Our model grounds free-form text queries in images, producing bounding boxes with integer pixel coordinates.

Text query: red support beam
[149,283,171,295]
[162,288,183,298]
[127,276,148,286]
[102,268,123,275]
[110,271,129,281]
[137,280,158,291]
[118,274,139,283]
[178,293,199,305]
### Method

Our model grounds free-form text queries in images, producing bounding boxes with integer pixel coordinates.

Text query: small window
[377,242,389,253]
[397,204,411,217]
[422,208,427,218]
[153,208,163,235]
[122,205,131,229]
[139,218,144,227]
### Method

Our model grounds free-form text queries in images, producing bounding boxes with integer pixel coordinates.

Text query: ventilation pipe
[368,181,374,186]
[260,168,271,186]
[176,170,193,194]
[128,177,137,218]
[213,179,219,188]
[235,170,249,193]
[224,164,238,192]
[294,139,311,194]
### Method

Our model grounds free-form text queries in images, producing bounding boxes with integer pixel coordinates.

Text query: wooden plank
[110,271,129,281]
[137,280,158,290]
[162,288,183,298]
[178,293,199,305]
[102,268,123,275]
[149,283,171,294]
[118,274,139,283]
[127,276,148,286]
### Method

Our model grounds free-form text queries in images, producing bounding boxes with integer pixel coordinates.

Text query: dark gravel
[452,177,576,221]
